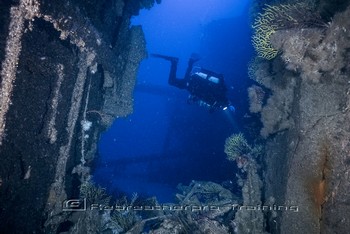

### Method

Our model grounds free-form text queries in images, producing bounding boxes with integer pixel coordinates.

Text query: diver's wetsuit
[168,57,194,89]
[152,54,231,111]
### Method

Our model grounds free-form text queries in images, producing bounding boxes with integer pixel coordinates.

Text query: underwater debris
[176,180,240,207]
[232,160,266,234]
[79,179,111,205]
[148,218,185,234]
[109,193,141,233]
[144,180,239,234]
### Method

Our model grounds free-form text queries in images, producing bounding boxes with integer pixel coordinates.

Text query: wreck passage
[0,0,350,233]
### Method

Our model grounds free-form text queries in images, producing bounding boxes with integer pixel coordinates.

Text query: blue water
[94,0,254,202]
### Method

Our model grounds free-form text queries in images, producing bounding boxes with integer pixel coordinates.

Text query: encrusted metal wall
[0,0,147,232]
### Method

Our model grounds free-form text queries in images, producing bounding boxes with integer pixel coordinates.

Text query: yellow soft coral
[251,3,311,60]
[251,4,280,60]
[224,133,264,163]
[224,133,251,161]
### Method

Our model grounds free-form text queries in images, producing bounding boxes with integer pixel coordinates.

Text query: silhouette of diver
[151,53,235,112]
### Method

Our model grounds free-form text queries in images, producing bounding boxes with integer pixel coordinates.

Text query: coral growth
[224,133,251,162]
[224,133,263,163]
[248,85,265,113]
[259,79,295,138]
[224,133,266,233]
[261,5,350,234]
[252,2,324,60]
[247,57,273,88]
[253,1,350,137]
[273,12,350,83]
[247,54,297,138]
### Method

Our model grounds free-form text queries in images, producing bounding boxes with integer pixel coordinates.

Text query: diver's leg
[151,53,186,88]
[151,53,178,61]
[184,54,200,80]
[168,59,186,89]
[184,58,195,80]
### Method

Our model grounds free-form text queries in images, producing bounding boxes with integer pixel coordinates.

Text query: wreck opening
[93,0,254,202]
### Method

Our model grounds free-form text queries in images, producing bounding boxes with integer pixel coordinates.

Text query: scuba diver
[151,53,235,112]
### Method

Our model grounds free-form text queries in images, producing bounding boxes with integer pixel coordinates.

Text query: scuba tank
[188,94,211,108]
[192,66,221,84]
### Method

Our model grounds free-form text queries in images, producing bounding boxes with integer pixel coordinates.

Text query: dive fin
[190,52,201,62]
